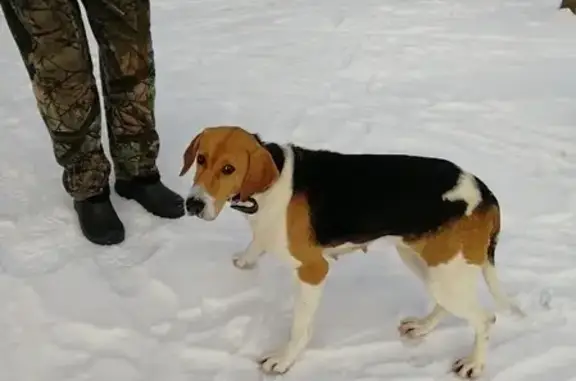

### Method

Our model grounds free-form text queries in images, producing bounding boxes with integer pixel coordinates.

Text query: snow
[0,0,575,380]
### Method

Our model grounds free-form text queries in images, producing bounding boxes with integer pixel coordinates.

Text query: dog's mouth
[228,194,259,214]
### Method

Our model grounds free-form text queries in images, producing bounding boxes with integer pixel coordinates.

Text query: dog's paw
[232,252,257,270]
[259,352,294,375]
[398,317,433,339]
[451,356,485,379]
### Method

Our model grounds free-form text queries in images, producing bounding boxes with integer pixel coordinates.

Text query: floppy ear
[179,133,202,176]
[239,147,279,201]
[252,133,264,145]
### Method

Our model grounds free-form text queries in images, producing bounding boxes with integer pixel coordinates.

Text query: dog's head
[179,126,279,220]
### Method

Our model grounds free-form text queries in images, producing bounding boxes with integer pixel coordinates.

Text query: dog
[179,125,523,379]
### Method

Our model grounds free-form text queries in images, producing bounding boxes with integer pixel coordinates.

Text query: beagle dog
[179,126,523,379]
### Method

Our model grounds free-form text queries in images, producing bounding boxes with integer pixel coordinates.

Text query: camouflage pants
[1,0,160,200]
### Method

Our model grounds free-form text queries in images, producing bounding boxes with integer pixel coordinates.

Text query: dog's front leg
[259,260,328,374]
[232,235,265,270]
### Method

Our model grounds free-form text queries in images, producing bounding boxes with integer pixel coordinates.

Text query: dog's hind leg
[427,254,495,379]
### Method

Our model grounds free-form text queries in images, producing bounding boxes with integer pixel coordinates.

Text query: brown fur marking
[180,133,201,176]
[403,204,500,267]
[298,261,329,285]
[287,193,329,285]
[239,147,279,201]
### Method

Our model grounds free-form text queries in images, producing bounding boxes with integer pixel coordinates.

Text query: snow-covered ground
[1,0,575,380]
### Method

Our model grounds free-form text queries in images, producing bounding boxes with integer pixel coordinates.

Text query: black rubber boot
[114,174,185,219]
[73,186,125,245]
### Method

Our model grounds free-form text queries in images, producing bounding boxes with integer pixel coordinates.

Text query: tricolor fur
[179,126,523,379]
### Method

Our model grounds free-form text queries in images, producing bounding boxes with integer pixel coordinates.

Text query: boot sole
[77,222,125,246]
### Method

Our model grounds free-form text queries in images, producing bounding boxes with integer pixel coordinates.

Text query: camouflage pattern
[1,0,160,200]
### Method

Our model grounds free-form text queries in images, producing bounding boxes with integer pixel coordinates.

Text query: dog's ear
[252,133,264,146]
[179,132,202,176]
[239,147,278,201]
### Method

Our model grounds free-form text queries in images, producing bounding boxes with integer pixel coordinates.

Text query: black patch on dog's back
[288,145,471,247]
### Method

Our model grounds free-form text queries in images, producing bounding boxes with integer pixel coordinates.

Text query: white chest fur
[245,145,301,268]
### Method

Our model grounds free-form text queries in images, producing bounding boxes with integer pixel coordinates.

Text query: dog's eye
[197,154,206,165]
[221,164,235,175]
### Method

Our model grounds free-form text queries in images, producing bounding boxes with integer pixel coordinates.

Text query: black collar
[229,195,259,214]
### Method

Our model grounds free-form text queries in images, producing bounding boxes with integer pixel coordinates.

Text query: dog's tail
[482,262,525,317]
[482,207,525,317]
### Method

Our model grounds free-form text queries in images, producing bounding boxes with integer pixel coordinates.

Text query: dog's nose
[185,197,205,216]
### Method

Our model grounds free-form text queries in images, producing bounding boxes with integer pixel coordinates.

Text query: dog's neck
[263,142,286,173]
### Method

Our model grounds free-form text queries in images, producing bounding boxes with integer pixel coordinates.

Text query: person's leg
[1,0,124,244]
[80,0,184,219]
